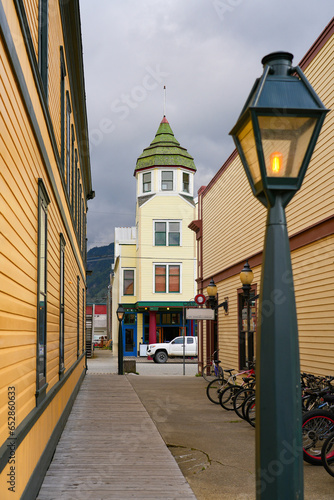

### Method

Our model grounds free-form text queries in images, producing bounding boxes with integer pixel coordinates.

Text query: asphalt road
[128,375,334,500]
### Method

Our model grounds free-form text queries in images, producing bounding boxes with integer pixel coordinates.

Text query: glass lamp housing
[230,52,328,207]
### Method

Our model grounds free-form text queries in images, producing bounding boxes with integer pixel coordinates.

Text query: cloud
[80,0,333,249]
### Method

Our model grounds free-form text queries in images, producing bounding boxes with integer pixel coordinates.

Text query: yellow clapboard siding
[22,0,39,55]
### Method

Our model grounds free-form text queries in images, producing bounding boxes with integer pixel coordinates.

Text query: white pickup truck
[147,336,198,363]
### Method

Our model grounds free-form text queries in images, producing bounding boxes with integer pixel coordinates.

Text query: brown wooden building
[0,1,93,497]
[192,18,334,376]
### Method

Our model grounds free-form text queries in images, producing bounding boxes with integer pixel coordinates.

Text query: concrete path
[37,373,196,499]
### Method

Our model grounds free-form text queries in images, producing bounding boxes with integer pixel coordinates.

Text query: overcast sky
[80,1,333,250]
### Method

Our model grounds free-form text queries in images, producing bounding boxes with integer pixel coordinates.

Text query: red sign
[194,294,206,305]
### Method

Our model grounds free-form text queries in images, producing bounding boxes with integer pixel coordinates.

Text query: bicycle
[218,366,255,409]
[321,431,334,477]
[302,409,334,465]
[202,350,223,382]
[206,365,254,405]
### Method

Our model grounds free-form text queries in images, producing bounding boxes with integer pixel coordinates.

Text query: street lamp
[206,278,228,313]
[230,52,328,499]
[239,261,255,369]
[116,304,125,375]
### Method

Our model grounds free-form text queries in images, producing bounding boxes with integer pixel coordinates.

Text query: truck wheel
[155,351,168,363]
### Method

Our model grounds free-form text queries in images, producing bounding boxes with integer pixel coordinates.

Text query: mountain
[86,243,114,304]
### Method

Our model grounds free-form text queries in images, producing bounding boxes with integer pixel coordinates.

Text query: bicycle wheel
[233,387,255,419]
[245,395,256,427]
[242,393,256,421]
[302,410,334,465]
[219,385,241,410]
[206,378,227,404]
[202,364,223,382]
[321,432,334,477]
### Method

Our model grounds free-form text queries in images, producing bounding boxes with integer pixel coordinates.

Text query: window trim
[182,172,190,193]
[60,47,66,171]
[123,268,135,296]
[59,234,66,379]
[142,171,151,193]
[66,91,71,196]
[153,263,182,294]
[36,179,50,405]
[77,276,80,358]
[160,170,174,192]
[38,0,49,99]
[153,220,181,247]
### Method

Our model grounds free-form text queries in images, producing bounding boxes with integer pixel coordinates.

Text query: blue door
[123,325,137,356]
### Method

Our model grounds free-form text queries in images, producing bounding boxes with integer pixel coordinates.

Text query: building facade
[111,116,197,357]
[192,18,334,376]
[0,1,93,497]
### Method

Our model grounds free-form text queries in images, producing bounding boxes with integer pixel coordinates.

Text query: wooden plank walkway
[37,374,196,499]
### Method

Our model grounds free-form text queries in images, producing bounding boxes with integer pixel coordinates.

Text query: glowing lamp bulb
[270,152,283,174]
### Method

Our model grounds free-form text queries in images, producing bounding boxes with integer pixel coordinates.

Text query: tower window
[143,172,151,192]
[161,171,173,191]
[183,172,190,193]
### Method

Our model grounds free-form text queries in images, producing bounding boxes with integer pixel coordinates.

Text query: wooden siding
[294,236,334,375]
[0,361,85,499]
[137,194,196,302]
[22,0,39,56]
[0,6,89,497]
[202,155,266,279]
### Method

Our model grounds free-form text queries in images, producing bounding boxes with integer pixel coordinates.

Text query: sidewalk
[37,368,196,499]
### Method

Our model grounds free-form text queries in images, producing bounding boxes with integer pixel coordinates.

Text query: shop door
[123,326,137,356]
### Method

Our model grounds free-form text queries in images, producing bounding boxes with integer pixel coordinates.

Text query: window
[59,234,65,377]
[37,180,50,403]
[71,126,75,207]
[154,264,180,293]
[60,47,66,170]
[124,313,136,324]
[161,171,173,191]
[66,92,71,195]
[82,288,85,353]
[77,276,80,358]
[39,0,49,98]
[187,337,194,344]
[143,172,151,192]
[154,220,180,246]
[183,172,190,193]
[123,270,134,295]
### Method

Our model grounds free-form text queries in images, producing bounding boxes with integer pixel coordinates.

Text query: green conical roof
[135,116,196,173]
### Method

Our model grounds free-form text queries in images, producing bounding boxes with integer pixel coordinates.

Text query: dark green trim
[123,301,196,309]
[0,353,86,474]
[0,1,87,283]
[21,368,86,500]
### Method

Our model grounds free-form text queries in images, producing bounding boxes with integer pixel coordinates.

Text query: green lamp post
[230,52,328,499]
[116,304,125,375]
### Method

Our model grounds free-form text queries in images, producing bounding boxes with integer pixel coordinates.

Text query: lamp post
[116,304,125,375]
[239,261,254,368]
[230,52,328,499]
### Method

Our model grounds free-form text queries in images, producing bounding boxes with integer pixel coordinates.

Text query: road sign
[186,308,215,320]
[194,294,206,305]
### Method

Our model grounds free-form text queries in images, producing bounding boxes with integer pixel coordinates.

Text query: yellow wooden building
[192,18,334,376]
[0,1,93,497]
[111,116,197,358]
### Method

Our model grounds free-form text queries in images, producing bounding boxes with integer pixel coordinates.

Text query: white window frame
[142,171,152,194]
[153,263,182,294]
[153,219,182,247]
[160,169,175,192]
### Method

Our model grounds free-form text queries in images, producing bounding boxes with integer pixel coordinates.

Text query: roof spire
[163,85,166,118]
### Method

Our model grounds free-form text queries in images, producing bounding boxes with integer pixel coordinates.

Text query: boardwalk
[37,374,196,499]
